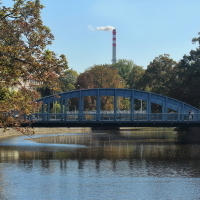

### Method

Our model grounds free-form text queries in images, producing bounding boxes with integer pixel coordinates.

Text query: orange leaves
[77,64,125,89]
[0,1,68,131]
[0,0,68,88]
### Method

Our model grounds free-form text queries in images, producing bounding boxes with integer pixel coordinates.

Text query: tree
[138,54,177,96]
[0,0,68,130]
[127,65,145,90]
[36,86,51,97]
[51,101,61,114]
[36,68,79,97]
[59,68,79,92]
[112,59,136,85]
[76,64,124,89]
[170,32,200,108]
[76,64,125,110]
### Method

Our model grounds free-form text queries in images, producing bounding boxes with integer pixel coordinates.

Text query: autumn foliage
[0,0,68,130]
[76,64,125,110]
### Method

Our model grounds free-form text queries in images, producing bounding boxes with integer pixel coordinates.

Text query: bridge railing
[29,113,199,122]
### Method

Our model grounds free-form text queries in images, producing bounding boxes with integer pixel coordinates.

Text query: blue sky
[6,0,200,73]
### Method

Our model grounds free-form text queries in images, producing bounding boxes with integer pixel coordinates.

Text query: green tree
[112,59,137,85]
[138,54,177,96]
[127,65,145,90]
[37,68,78,97]
[169,32,200,108]
[59,68,79,92]
[51,101,61,113]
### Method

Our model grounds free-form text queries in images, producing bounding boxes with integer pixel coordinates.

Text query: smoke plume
[96,26,115,31]
[88,25,115,31]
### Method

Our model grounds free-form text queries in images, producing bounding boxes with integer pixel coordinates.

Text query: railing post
[96,89,100,121]
[78,90,84,121]
[181,102,185,121]
[114,89,117,121]
[147,94,151,121]
[60,95,64,121]
[131,90,135,121]
[130,97,135,121]
[162,102,166,121]
[47,103,50,121]
[177,108,181,121]
[42,103,45,121]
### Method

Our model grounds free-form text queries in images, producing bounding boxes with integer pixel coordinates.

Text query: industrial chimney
[112,29,117,64]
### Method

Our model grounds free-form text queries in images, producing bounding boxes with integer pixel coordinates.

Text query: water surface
[0,128,200,200]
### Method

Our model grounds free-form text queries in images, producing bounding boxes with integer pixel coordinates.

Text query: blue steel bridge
[29,88,200,128]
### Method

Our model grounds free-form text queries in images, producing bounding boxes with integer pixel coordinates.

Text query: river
[0,127,200,200]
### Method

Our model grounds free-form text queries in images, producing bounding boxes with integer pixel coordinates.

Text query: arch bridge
[31,88,200,127]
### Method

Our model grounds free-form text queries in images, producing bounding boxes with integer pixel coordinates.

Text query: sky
[5,0,200,73]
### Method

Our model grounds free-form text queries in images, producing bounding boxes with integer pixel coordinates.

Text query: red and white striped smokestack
[112,29,117,64]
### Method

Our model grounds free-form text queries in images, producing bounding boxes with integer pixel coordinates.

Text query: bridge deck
[25,113,200,128]
[28,121,200,128]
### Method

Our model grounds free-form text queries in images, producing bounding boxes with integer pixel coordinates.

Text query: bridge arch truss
[33,88,200,125]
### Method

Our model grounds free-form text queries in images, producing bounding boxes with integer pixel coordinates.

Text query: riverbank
[0,127,91,138]
[0,127,175,139]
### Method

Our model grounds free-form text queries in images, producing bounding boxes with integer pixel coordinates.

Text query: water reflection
[0,128,200,177]
[1,128,200,200]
